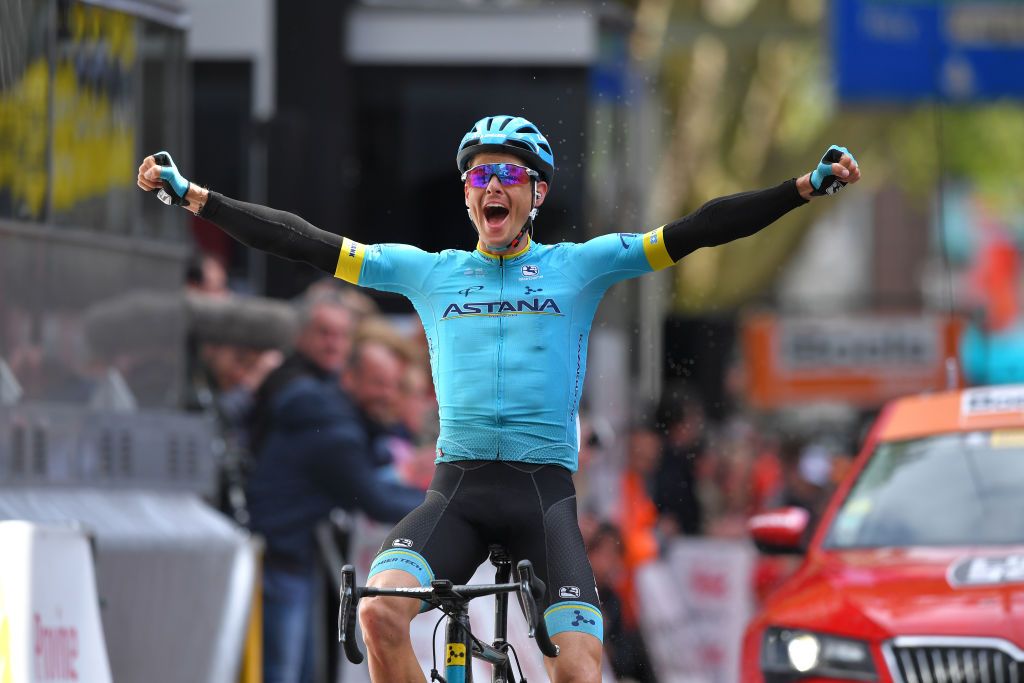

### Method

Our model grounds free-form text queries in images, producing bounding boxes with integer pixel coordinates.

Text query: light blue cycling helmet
[456,115,555,183]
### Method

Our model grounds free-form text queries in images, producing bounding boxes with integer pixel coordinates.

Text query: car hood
[766,548,1024,642]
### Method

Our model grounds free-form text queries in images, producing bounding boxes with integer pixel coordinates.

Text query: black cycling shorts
[368,461,603,642]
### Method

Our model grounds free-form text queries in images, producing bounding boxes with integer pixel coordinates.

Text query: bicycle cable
[430,613,446,683]
[448,606,485,649]
[505,641,527,683]
[428,594,536,682]
[430,604,491,681]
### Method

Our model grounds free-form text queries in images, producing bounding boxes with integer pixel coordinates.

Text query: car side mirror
[748,507,811,555]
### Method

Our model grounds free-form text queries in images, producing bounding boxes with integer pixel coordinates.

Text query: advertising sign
[742,313,963,409]
[0,522,112,683]
[636,540,755,683]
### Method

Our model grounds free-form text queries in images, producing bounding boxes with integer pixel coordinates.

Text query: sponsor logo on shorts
[571,609,596,626]
[559,585,581,599]
[392,538,414,548]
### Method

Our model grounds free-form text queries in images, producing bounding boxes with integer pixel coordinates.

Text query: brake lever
[338,565,364,664]
[516,560,559,657]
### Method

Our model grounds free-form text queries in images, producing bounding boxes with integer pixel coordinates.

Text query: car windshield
[823,430,1024,548]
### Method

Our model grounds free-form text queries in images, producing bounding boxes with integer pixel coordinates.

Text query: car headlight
[761,627,877,681]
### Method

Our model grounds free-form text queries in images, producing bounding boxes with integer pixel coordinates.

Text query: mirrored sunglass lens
[466,164,530,187]
[466,167,490,187]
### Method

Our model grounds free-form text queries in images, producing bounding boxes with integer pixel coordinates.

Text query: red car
[742,385,1024,682]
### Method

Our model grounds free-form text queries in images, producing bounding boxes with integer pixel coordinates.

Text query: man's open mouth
[484,204,509,226]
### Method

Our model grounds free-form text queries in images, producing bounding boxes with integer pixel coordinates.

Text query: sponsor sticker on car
[990,429,1024,448]
[961,386,1024,419]
[948,553,1024,587]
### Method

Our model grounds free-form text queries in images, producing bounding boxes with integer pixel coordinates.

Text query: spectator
[587,522,658,683]
[652,388,706,537]
[343,337,406,473]
[701,415,760,538]
[616,426,661,634]
[390,361,439,489]
[301,278,380,327]
[345,318,441,485]
[185,252,229,297]
[182,292,294,522]
[247,289,354,455]
[196,343,281,438]
[245,290,425,683]
[184,292,295,434]
[776,438,834,521]
[344,338,403,426]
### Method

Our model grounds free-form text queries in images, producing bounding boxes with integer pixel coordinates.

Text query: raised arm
[137,153,342,275]
[661,145,861,262]
[567,145,862,287]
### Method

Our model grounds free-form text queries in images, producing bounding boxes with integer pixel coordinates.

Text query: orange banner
[742,313,964,410]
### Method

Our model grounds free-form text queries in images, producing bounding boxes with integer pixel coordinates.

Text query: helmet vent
[505,139,533,152]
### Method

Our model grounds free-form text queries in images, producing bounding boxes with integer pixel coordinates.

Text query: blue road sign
[834,0,1024,102]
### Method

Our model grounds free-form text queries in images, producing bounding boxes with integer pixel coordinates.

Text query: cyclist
[137,115,859,683]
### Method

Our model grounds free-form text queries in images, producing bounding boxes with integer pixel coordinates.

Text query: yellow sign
[0,3,137,219]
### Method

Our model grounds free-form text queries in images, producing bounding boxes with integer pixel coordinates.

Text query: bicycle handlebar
[337,560,560,665]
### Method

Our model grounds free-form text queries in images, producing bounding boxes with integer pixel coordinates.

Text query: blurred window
[0,0,188,410]
[824,431,1024,548]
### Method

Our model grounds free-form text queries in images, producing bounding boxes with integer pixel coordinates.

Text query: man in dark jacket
[246,291,424,683]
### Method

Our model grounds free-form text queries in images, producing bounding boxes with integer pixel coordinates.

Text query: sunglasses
[462,163,538,188]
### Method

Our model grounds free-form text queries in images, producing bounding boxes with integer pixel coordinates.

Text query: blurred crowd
[184,251,862,683]
[572,384,861,683]
[184,253,436,683]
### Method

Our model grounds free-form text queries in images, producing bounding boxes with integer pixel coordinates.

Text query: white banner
[338,514,615,682]
[637,539,755,683]
[0,489,256,683]
[0,521,113,683]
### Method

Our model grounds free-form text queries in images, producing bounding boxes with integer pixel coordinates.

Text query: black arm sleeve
[199,191,343,274]
[662,178,808,262]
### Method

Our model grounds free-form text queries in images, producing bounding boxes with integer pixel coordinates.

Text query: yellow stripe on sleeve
[334,237,366,284]
[641,226,674,271]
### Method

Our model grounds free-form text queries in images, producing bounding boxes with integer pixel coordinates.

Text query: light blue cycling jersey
[333,228,675,472]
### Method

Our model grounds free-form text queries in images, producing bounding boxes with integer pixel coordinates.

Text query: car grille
[884,638,1024,683]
